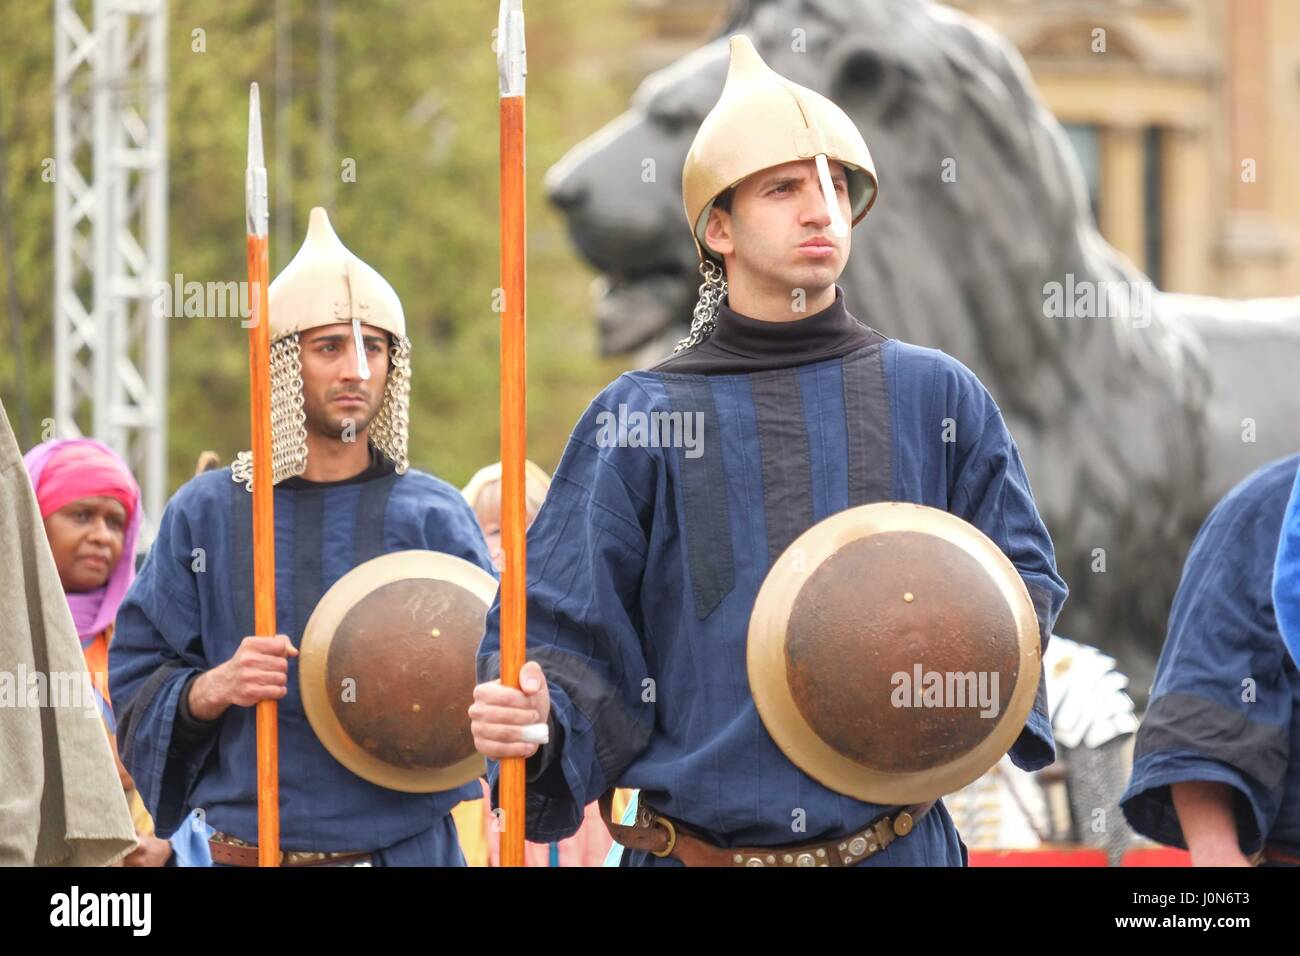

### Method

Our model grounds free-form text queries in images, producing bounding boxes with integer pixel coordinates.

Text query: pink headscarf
[23,439,142,646]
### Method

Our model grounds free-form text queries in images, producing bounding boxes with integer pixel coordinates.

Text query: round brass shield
[747,503,1042,804]
[299,550,497,793]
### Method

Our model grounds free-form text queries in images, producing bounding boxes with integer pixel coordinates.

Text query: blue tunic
[1274,463,1300,667]
[478,300,1066,866]
[109,460,496,865]
[1121,454,1300,856]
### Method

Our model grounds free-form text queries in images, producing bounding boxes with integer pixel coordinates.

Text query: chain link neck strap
[672,259,728,353]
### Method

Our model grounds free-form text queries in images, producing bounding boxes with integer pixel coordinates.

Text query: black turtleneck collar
[278,442,396,490]
[649,286,886,375]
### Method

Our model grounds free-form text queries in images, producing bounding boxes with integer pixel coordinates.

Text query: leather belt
[1259,844,1300,866]
[599,790,935,867]
[208,832,373,867]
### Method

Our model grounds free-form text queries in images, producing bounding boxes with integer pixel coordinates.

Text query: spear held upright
[497,0,528,868]
[245,82,281,867]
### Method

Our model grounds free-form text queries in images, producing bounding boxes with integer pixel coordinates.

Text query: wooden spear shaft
[245,83,280,867]
[497,0,527,868]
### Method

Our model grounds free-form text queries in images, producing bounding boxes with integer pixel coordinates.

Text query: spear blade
[246,82,268,239]
[497,0,526,99]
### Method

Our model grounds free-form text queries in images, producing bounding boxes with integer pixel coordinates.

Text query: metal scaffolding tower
[53,0,168,533]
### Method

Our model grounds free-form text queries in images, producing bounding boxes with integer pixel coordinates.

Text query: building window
[1063,121,1164,286]
[1143,125,1163,289]
[1062,122,1101,228]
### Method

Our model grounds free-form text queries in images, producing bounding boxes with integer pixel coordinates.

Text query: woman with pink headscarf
[24,438,171,866]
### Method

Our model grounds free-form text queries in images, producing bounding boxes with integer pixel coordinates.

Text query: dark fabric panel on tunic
[115,662,195,834]
[841,346,893,506]
[1025,580,1055,649]
[291,491,325,638]
[354,475,396,566]
[1137,692,1289,796]
[660,377,734,619]
[116,662,182,768]
[1022,579,1059,761]
[751,369,814,567]
[228,479,255,642]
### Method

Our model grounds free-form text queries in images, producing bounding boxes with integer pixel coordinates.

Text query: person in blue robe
[476,296,1065,866]
[110,453,493,865]
[1121,454,1300,865]
[472,35,1066,868]
[1274,462,1300,667]
[109,208,496,866]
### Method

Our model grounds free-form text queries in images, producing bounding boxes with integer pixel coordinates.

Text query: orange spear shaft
[497,0,527,868]
[245,82,280,867]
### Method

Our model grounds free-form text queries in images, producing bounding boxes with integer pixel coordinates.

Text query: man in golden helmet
[231,206,412,487]
[472,36,1065,867]
[110,209,498,866]
[674,32,878,351]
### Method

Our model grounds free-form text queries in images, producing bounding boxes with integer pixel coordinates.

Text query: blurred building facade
[633,0,1300,298]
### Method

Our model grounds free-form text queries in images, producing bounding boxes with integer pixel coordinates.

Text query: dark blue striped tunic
[110,457,495,864]
[479,291,1066,866]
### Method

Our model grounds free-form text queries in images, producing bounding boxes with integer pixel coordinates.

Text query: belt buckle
[638,804,678,859]
[284,849,362,866]
[650,817,677,858]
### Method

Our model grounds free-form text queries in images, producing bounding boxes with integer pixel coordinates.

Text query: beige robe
[0,400,138,865]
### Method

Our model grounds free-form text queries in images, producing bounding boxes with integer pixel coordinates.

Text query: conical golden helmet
[233,206,413,485]
[682,34,879,261]
[269,206,406,341]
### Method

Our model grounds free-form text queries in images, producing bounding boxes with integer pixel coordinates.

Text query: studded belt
[599,790,935,867]
[208,831,374,867]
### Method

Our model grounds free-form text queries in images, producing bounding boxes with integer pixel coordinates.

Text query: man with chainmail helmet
[110,208,496,866]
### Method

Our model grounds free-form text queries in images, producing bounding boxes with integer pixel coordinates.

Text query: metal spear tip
[247,82,265,171]
[497,0,523,33]
[246,82,269,237]
[497,0,526,98]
